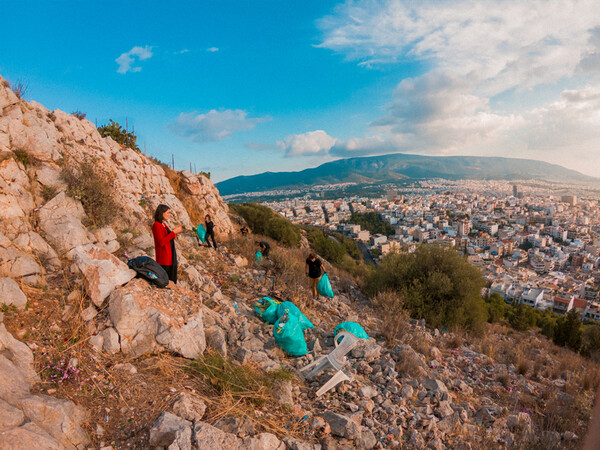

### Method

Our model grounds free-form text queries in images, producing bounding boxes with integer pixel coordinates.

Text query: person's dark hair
[154,204,170,223]
[308,252,316,260]
[205,214,211,221]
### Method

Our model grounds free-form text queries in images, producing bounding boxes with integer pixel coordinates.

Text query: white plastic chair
[300,331,362,378]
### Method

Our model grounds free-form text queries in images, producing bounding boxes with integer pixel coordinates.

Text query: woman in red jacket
[152,204,182,284]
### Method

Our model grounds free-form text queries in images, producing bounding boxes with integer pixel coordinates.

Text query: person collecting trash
[305,253,323,300]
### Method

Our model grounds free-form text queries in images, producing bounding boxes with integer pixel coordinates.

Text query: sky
[1,0,600,183]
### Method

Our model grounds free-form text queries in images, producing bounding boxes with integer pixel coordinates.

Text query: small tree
[98,120,139,151]
[554,310,583,352]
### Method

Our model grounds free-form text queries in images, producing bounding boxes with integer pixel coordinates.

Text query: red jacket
[152,221,177,265]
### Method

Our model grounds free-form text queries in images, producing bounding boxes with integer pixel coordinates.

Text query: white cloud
[314,1,600,176]
[318,0,600,95]
[207,47,219,52]
[168,109,268,143]
[277,130,337,157]
[116,46,153,74]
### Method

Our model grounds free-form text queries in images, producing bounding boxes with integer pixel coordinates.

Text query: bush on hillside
[98,119,139,151]
[554,310,583,352]
[486,292,506,323]
[61,159,121,227]
[229,203,301,247]
[365,244,487,334]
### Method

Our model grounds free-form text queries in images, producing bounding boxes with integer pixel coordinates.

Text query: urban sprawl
[261,179,600,322]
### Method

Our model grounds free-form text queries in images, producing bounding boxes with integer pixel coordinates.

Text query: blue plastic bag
[277,301,313,330]
[274,313,307,356]
[334,321,370,340]
[317,273,334,298]
[254,297,280,324]
[196,224,207,243]
[255,251,263,263]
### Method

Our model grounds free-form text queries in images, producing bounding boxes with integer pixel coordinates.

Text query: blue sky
[2,1,600,182]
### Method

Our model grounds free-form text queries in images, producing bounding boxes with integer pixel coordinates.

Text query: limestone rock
[0,277,27,310]
[0,422,62,449]
[243,432,284,450]
[101,327,121,354]
[322,411,363,440]
[205,327,227,357]
[149,412,192,448]
[17,394,89,448]
[172,393,206,423]
[38,192,94,257]
[0,323,39,389]
[108,279,206,359]
[193,421,243,449]
[73,245,136,307]
[0,397,25,431]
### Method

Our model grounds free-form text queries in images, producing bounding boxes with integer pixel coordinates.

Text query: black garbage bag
[127,256,169,288]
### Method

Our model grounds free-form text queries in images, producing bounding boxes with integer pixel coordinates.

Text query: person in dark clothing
[256,240,270,257]
[205,214,217,249]
[240,226,249,236]
[305,252,323,299]
[152,204,182,284]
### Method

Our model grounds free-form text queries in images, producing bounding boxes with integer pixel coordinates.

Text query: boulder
[101,327,121,354]
[73,245,136,307]
[108,279,206,359]
[0,422,62,449]
[0,398,24,431]
[243,432,284,450]
[193,421,243,449]
[0,323,39,389]
[149,412,192,448]
[16,395,89,448]
[172,393,207,423]
[0,277,27,310]
[205,327,227,357]
[38,192,95,257]
[322,411,363,440]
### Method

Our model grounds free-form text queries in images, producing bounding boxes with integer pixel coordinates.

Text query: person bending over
[305,253,323,300]
[256,240,270,257]
[152,204,182,284]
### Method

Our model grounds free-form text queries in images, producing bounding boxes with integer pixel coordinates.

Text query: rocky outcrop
[0,324,88,448]
[72,244,136,307]
[0,277,27,310]
[108,279,206,358]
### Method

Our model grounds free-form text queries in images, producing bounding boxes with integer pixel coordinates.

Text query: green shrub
[507,303,536,331]
[230,203,301,247]
[486,292,506,323]
[366,244,487,334]
[554,310,583,352]
[61,160,121,227]
[98,119,139,151]
[13,149,29,167]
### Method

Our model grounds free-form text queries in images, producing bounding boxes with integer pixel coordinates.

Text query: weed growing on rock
[61,159,121,227]
[10,79,28,100]
[13,148,30,166]
[72,111,86,120]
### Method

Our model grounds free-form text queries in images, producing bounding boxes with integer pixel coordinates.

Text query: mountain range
[216,153,597,195]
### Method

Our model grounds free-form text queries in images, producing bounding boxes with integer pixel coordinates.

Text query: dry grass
[371,290,410,345]
[163,167,205,226]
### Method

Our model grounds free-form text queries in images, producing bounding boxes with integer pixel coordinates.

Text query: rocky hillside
[0,75,597,450]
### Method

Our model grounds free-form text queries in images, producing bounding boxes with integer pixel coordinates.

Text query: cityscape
[260,179,600,322]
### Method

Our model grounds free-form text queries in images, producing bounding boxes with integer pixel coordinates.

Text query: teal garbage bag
[255,251,263,263]
[254,297,280,324]
[334,321,370,340]
[277,301,313,330]
[317,273,334,298]
[196,224,206,243]
[274,313,307,356]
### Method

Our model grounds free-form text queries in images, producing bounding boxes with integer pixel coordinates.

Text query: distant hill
[216,153,597,195]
